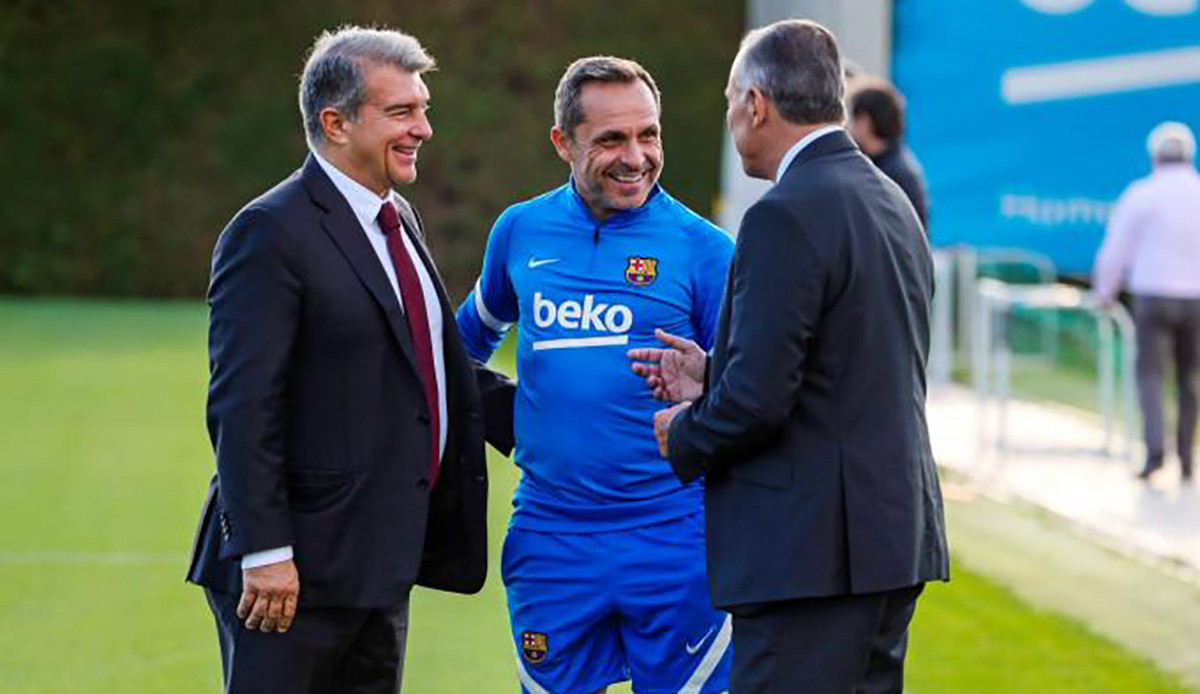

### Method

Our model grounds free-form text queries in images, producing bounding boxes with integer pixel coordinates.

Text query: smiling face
[322,62,432,195]
[552,80,663,220]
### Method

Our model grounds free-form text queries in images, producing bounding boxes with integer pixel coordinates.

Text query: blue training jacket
[456,181,733,532]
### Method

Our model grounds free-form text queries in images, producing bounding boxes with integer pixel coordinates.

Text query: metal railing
[971,278,1137,463]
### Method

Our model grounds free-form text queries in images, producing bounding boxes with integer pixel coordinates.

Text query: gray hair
[554,56,662,138]
[1147,121,1196,164]
[299,26,435,149]
[730,19,846,126]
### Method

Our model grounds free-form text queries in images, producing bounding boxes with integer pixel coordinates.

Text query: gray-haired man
[636,19,948,694]
[186,26,514,694]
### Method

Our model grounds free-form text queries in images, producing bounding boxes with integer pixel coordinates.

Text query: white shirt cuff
[241,546,293,570]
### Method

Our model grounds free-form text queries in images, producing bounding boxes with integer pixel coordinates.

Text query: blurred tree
[0,0,741,298]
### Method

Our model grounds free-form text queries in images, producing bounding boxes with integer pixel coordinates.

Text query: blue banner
[893,0,1200,275]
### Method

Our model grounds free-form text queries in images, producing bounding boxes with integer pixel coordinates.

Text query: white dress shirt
[775,125,844,183]
[242,152,448,570]
[1094,164,1200,302]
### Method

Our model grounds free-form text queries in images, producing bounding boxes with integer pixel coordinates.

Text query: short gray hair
[1147,121,1195,164]
[299,26,435,149]
[730,19,845,126]
[554,56,662,138]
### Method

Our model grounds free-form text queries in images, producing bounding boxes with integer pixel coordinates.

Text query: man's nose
[412,109,433,141]
[620,141,645,169]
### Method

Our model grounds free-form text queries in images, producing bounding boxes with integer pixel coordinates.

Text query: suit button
[416,478,430,491]
[416,412,430,424]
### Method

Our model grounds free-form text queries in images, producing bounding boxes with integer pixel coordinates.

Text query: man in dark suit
[630,19,949,694]
[186,26,514,694]
[846,77,931,229]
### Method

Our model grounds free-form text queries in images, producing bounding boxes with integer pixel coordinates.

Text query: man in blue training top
[456,57,734,694]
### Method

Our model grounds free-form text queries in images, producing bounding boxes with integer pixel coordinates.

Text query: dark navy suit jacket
[187,156,514,607]
[668,131,949,609]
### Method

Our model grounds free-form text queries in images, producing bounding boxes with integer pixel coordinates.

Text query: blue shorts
[502,512,732,694]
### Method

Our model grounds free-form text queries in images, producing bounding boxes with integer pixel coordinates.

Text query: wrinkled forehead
[363,62,430,103]
[577,80,660,133]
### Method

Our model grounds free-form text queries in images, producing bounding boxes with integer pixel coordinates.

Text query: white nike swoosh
[527,257,561,269]
[685,626,716,655]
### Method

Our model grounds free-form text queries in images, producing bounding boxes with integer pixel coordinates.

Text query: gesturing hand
[628,329,706,403]
[654,401,691,457]
[238,559,300,633]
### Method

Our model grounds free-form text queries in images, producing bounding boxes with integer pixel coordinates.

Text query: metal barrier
[929,249,955,386]
[971,278,1137,464]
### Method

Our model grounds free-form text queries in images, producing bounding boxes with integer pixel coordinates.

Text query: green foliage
[0,297,1193,693]
[0,1,741,298]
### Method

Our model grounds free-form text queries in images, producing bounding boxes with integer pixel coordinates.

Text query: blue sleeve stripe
[474,278,513,332]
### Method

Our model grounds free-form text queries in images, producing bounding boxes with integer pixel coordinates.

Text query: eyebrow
[382,98,428,114]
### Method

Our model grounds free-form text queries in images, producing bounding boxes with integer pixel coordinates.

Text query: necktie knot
[377,201,403,237]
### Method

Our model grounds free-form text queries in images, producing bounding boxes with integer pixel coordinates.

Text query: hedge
[0,0,742,299]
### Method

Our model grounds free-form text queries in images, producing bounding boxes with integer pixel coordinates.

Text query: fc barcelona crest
[522,631,549,664]
[625,256,659,286]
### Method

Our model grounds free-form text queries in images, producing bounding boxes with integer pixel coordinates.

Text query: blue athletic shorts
[502,512,732,694]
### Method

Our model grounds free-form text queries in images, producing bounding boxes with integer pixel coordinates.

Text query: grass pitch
[0,298,1191,693]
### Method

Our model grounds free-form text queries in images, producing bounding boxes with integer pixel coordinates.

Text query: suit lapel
[300,156,419,370]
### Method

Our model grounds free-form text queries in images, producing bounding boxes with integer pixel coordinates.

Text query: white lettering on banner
[1000,194,1114,226]
[1021,0,1196,15]
[1002,46,1200,104]
[532,292,634,350]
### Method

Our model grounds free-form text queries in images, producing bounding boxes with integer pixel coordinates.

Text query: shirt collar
[311,149,398,226]
[565,177,666,225]
[775,124,844,182]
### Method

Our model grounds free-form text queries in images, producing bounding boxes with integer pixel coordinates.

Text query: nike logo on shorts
[685,625,716,654]
[528,257,561,269]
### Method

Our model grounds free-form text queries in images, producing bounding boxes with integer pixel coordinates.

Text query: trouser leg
[1135,297,1170,469]
[334,593,411,694]
[1174,299,1200,476]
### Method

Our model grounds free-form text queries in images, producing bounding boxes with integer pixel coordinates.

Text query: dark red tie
[378,202,441,487]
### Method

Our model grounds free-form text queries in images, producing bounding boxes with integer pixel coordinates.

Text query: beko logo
[531,292,633,351]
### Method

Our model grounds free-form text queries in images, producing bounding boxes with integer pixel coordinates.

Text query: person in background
[1094,121,1200,484]
[846,77,930,229]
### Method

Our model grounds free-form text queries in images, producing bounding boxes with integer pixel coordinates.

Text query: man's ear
[320,107,351,146]
[747,87,768,129]
[550,126,574,165]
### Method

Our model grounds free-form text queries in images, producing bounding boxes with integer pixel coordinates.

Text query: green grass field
[0,298,1192,694]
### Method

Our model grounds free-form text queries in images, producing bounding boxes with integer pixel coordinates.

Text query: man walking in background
[846,77,930,228]
[456,56,734,694]
[187,26,513,694]
[1094,121,1200,484]
[633,20,948,694]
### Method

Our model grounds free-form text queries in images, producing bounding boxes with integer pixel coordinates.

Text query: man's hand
[238,559,300,633]
[654,401,691,457]
[628,329,706,403]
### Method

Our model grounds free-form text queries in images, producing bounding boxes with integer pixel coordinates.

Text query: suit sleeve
[456,208,520,362]
[472,360,516,456]
[668,199,825,482]
[206,207,300,559]
[689,222,735,350]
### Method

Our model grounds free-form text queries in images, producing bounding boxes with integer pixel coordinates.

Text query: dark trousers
[206,588,410,694]
[729,584,924,694]
[1134,295,1200,474]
